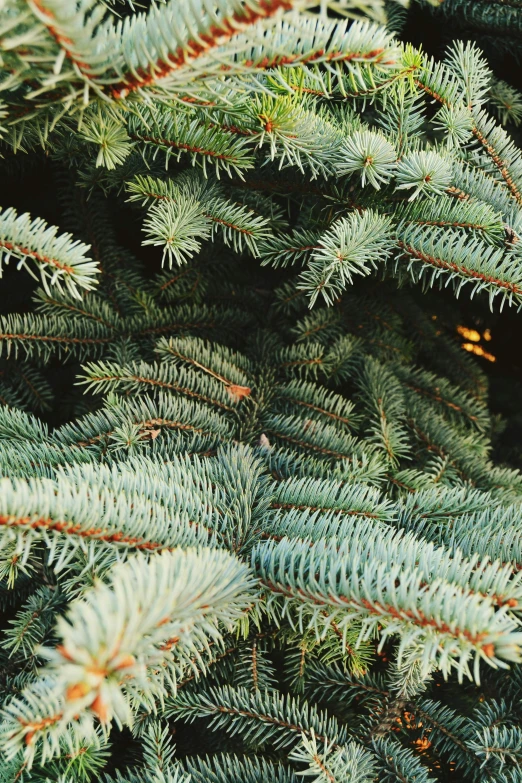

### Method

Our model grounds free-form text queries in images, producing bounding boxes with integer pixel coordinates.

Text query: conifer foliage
[1,0,522,781]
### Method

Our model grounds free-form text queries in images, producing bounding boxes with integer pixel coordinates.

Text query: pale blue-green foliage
[3,0,353,103]
[127,106,255,178]
[337,130,397,188]
[253,524,522,680]
[142,198,213,267]
[1,549,255,762]
[0,729,111,783]
[78,358,243,411]
[156,333,253,388]
[411,698,522,782]
[181,753,299,783]
[1,306,522,777]
[374,86,425,154]
[248,39,522,308]
[245,93,345,177]
[5,2,522,310]
[233,637,278,691]
[0,463,215,572]
[258,228,322,268]
[398,224,522,309]
[270,475,394,518]
[445,40,492,110]
[0,311,113,361]
[165,684,349,748]
[394,195,505,244]
[2,2,522,778]
[0,208,99,297]
[0,299,253,362]
[397,485,522,571]
[489,79,522,128]
[289,733,376,782]
[395,151,453,200]
[297,210,393,306]
[127,173,272,256]
[80,110,135,170]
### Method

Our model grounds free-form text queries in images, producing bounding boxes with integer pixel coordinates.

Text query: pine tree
[2,1,522,781]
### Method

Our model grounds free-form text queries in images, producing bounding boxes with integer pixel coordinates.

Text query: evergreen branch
[471,109,522,207]
[274,379,360,430]
[52,392,233,452]
[128,173,272,255]
[0,469,217,563]
[155,335,253,400]
[393,196,505,243]
[0,313,113,361]
[262,412,376,464]
[78,359,242,411]
[395,364,490,432]
[181,753,298,783]
[110,0,297,99]
[397,226,522,309]
[371,737,436,783]
[289,732,375,783]
[298,210,393,306]
[269,476,394,520]
[128,108,255,177]
[253,533,522,681]
[259,229,321,268]
[0,208,98,298]
[356,356,410,467]
[166,685,348,748]
[1,549,255,760]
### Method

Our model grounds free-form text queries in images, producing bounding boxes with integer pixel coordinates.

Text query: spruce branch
[336,130,397,189]
[396,225,522,309]
[289,731,375,783]
[1,549,255,762]
[253,532,522,681]
[488,78,522,128]
[0,208,98,298]
[127,173,272,255]
[166,684,348,749]
[297,210,393,306]
[141,199,213,267]
[395,150,452,200]
[181,753,299,783]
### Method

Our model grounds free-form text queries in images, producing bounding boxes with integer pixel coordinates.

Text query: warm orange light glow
[457,325,481,342]
[483,328,492,342]
[462,343,496,362]
[413,737,432,751]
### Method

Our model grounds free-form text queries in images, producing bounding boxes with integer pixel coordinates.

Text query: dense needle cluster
[1,1,522,781]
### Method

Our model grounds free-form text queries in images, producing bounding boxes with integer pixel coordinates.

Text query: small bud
[66,682,90,701]
[57,645,75,661]
[91,693,109,723]
[226,384,251,402]
[259,433,271,450]
[114,654,136,670]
